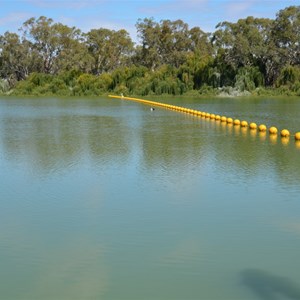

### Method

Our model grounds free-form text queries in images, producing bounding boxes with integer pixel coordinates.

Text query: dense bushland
[1,6,300,96]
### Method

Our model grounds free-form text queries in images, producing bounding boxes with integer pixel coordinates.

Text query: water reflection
[240,269,300,300]
[0,114,131,175]
[1,98,300,299]
[1,98,300,186]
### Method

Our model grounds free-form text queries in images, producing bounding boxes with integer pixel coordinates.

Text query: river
[1,96,300,299]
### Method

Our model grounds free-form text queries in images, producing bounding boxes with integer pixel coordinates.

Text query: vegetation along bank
[0,6,299,97]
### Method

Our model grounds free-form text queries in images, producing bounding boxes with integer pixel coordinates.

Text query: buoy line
[108,95,300,143]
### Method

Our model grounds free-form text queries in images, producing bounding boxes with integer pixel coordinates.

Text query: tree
[135,18,161,70]
[136,18,211,70]
[86,28,134,75]
[272,6,300,66]
[54,25,93,73]
[20,16,59,73]
[0,32,38,85]
[20,16,88,74]
[212,17,278,86]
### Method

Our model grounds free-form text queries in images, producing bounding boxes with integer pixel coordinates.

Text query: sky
[0,0,298,42]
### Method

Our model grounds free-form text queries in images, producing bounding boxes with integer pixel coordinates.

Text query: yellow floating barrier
[295,132,300,140]
[281,129,290,137]
[108,95,300,146]
[234,119,240,126]
[258,124,267,132]
[241,121,248,127]
[269,126,278,135]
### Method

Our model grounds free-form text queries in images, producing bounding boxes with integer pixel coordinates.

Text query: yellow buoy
[215,115,221,120]
[206,113,211,118]
[295,132,300,140]
[281,129,290,137]
[210,114,216,119]
[234,119,240,126]
[241,121,248,127]
[269,126,278,135]
[221,116,227,122]
[249,122,257,130]
[258,124,267,132]
[227,117,233,124]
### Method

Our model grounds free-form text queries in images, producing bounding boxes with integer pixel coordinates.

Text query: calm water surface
[1,96,300,299]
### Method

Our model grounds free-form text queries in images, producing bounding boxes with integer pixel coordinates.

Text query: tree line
[0,5,300,96]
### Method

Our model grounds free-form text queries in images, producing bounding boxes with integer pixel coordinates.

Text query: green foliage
[2,7,300,97]
[277,65,300,86]
[235,66,265,91]
[0,79,10,93]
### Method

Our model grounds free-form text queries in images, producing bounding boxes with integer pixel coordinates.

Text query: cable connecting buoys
[269,126,278,135]
[258,124,267,132]
[281,129,290,137]
[108,95,300,146]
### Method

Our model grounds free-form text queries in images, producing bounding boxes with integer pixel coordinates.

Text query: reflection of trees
[140,115,206,170]
[0,114,130,174]
[240,269,300,300]
[1,98,300,185]
[137,111,300,187]
[209,121,300,186]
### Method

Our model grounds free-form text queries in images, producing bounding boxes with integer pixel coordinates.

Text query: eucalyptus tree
[0,32,38,85]
[86,28,134,75]
[189,26,213,56]
[136,18,212,71]
[134,18,160,70]
[20,16,88,74]
[272,6,300,66]
[212,16,279,86]
[20,16,59,73]
[159,19,191,67]
[53,25,93,74]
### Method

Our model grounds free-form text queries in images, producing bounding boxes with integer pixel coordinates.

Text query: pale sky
[0,0,298,42]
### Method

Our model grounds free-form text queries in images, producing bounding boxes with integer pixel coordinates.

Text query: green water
[1,96,300,300]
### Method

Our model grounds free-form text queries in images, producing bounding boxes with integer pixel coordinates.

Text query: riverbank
[1,85,299,98]
[1,70,299,98]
